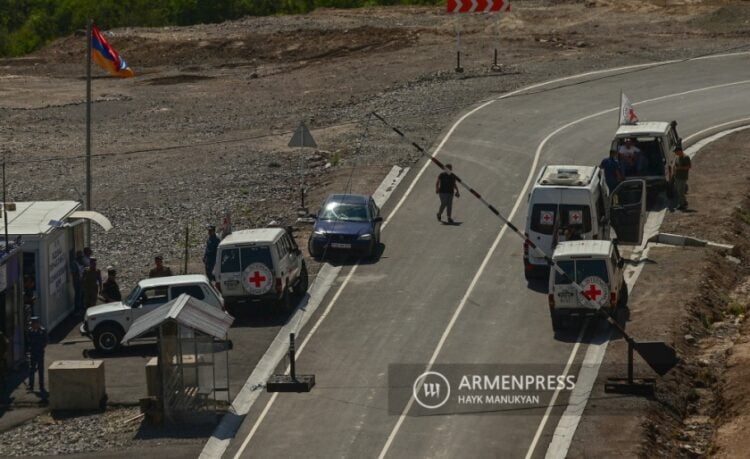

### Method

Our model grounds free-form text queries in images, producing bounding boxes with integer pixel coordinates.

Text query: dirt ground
[1,0,750,455]
[568,128,750,457]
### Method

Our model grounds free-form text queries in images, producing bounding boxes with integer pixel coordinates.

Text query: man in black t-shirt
[435,164,460,223]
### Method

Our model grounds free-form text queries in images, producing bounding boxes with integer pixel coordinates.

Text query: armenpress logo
[413,371,450,409]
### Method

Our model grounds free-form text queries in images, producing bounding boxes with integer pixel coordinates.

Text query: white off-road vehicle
[214,227,308,314]
[81,274,223,353]
[548,240,628,331]
[611,120,681,193]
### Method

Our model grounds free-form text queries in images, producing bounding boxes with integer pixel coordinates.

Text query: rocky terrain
[1,0,750,456]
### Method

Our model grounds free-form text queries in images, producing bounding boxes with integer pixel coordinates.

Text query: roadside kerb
[199,165,408,458]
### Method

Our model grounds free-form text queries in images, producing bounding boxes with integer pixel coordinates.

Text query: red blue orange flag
[91,24,134,78]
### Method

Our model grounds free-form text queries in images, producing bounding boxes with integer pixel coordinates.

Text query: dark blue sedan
[308,194,383,259]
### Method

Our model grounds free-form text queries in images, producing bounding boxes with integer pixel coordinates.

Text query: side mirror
[374,216,383,223]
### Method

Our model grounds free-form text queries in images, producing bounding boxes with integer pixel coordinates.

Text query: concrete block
[48,360,106,411]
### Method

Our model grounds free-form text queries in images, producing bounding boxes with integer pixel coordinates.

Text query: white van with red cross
[214,227,308,314]
[523,165,647,280]
[548,240,628,331]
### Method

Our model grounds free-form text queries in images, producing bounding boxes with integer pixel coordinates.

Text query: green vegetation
[0,0,442,57]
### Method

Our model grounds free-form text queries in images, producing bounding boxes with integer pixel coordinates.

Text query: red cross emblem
[569,210,582,223]
[249,271,267,288]
[582,283,602,301]
[541,210,554,225]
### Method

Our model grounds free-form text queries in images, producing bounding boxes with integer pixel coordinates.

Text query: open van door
[609,179,647,245]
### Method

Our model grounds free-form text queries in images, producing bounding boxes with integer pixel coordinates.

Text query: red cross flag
[568,210,583,225]
[447,0,511,13]
[619,92,639,125]
[540,210,554,226]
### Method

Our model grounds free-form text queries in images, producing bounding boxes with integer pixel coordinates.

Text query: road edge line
[199,165,408,459]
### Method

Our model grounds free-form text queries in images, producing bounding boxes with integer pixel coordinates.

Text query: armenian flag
[91,24,134,78]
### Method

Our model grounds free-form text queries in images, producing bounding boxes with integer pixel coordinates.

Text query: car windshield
[123,285,142,306]
[319,201,369,222]
[241,246,273,270]
[555,259,609,285]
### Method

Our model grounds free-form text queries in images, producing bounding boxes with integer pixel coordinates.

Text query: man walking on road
[436,164,460,224]
[672,146,691,210]
[27,317,47,394]
[203,225,220,282]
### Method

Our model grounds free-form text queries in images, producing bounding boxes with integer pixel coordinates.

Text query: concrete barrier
[48,360,106,410]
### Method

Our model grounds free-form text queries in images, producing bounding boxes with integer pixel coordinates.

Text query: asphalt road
[224,53,750,458]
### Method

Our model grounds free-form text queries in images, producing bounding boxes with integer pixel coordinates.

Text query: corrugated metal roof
[4,201,80,235]
[121,294,234,345]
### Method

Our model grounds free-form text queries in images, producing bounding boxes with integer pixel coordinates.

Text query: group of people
[71,247,121,316]
[600,139,691,210]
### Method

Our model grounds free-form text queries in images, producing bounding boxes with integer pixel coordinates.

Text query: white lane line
[233,264,362,459]
[380,75,750,459]
[227,54,750,458]
[201,166,407,459]
[227,51,695,459]
[542,121,750,459]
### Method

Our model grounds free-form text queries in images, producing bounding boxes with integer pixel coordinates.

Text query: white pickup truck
[80,274,224,353]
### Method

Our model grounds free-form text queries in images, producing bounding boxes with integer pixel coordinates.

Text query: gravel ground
[1,0,749,454]
[0,407,209,456]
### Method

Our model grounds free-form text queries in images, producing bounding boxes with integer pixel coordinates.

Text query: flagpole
[618,90,623,128]
[85,19,92,247]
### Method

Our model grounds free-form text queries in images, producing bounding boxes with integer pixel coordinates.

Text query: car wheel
[93,324,123,353]
[308,238,321,259]
[551,312,565,332]
[278,288,294,315]
[617,283,629,309]
[293,263,309,298]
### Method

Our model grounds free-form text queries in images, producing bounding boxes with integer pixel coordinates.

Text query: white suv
[80,274,223,353]
[548,240,628,331]
[214,227,308,314]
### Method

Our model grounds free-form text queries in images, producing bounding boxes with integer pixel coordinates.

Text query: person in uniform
[82,257,102,309]
[71,251,85,315]
[672,146,692,210]
[149,255,174,278]
[101,267,122,303]
[27,317,47,393]
[203,225,220,282]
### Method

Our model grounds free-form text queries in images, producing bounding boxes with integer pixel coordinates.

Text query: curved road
[225,52,750,458]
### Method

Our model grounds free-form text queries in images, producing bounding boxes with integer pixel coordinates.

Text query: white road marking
[224,53,750,458]
[200,166,407,459]
[382,77,750,459]
[542,122,750,459]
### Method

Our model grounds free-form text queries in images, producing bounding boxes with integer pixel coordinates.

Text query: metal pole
[3,161,8,252]
[184,225,189,274]
[85,19,92,246]
[627,341,634,384]
[289,333,296,381]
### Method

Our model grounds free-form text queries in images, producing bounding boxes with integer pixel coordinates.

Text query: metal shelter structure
[122,294,234,423]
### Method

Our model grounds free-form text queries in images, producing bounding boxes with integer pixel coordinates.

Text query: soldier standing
[82,258,102,309]
[27,317,47,393]
[101,267,122,303]
[148,255,174,278]
[672,147,692,211]
[203,225,220,282]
